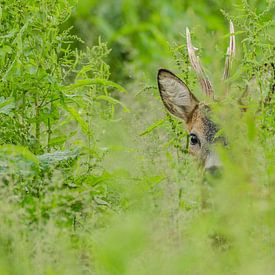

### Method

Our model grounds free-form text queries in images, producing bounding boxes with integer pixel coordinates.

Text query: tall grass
[0,0,274,274]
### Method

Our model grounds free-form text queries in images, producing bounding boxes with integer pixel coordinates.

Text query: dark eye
[190,133,200,146]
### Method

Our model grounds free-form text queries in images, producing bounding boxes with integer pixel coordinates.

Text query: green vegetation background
[0,0,274,274]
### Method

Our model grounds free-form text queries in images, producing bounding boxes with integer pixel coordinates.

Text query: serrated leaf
[38,149,79,169]
[64,78,127,93]
[95,95,130,112]
[140,119,165,136]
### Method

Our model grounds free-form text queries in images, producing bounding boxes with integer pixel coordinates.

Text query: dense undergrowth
[0,0,274,274]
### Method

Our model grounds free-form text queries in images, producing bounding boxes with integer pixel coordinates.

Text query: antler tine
[186,27,213,98]
[223,20,235,80]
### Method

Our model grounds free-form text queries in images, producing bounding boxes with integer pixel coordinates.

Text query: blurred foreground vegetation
[0,0,274,274]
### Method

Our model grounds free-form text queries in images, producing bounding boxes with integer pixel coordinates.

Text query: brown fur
[158,69,220,169]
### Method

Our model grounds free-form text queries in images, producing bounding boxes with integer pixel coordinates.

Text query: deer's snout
[204,151,221,175]
[205,166,221,177]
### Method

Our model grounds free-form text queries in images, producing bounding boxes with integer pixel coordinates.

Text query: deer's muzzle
[204,151,221,175]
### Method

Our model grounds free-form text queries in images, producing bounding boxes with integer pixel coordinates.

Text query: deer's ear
[157,69,199,122]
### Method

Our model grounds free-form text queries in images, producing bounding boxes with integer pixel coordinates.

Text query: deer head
[158,22,235,173]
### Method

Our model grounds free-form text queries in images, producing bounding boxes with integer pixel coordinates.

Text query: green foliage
[0,0,128,233]
[0,0,274,274]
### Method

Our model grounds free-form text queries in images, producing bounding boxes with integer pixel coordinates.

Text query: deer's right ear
[157,69,199,122]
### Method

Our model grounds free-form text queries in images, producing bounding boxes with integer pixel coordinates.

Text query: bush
[0,0,274,274]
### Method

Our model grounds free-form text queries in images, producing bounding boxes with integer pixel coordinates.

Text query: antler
[186,27,213,98]
[223,20,235,80]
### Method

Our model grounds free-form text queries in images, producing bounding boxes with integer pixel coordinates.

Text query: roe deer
[158,22,235,173]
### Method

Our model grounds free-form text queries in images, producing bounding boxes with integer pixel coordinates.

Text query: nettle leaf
[95,95,130,112]
[48,135,69,147]
[140,119,165,136]
[64,78,127,93]
[38,149,79,170]
[0,145,39,177]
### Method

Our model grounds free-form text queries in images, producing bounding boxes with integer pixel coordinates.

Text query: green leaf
[64,78,127,93]
[48,136,68,146]
[63,105,90,135]
[38,149,79,169]
[0,144,39,168]
[95,95,130,112]
[0,97,15,114]
[139,119,165,136]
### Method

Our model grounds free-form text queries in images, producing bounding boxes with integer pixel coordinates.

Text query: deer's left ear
[158,69,199,122]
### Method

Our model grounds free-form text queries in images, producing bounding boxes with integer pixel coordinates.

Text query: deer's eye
[190,133,200,146]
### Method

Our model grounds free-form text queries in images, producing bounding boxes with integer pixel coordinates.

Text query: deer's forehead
[187,112,205,135]
[187,107,218,143]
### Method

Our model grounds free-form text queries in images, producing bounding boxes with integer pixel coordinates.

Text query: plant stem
[35,93,41,154]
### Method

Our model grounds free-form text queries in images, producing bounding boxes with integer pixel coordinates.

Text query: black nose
[205,166,221,177]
